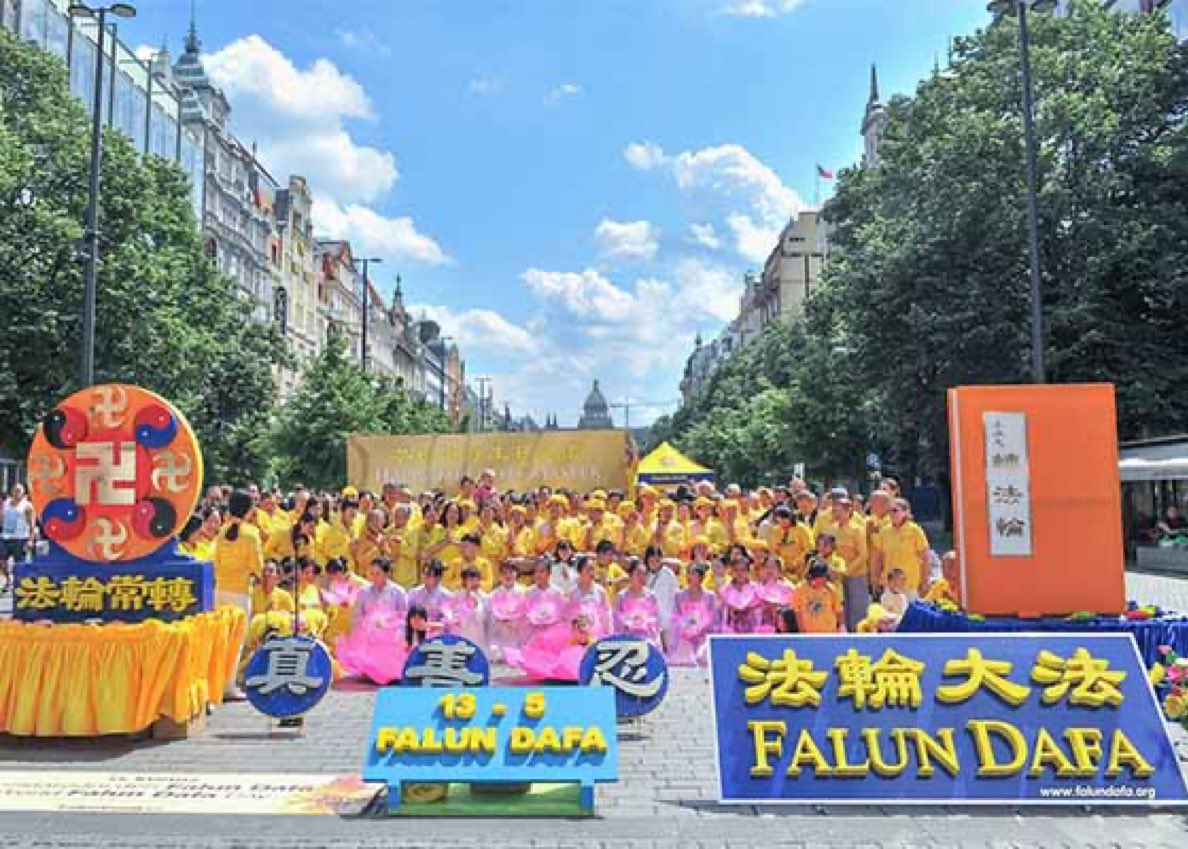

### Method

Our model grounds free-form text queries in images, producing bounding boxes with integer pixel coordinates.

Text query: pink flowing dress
[667,589,717,666]
[614,589,662,648]
[487,585,526,662]
[719,580,761,634]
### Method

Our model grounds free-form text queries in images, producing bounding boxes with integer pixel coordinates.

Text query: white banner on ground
[0,771,379,815]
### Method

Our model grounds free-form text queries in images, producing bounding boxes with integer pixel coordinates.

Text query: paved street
[1,570,1186,847]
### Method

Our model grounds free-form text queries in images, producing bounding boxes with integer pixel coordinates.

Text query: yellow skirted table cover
[0,606,246,737]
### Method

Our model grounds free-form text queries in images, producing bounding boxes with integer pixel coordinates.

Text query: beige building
[754,209,828,324]
[273,176,320,397]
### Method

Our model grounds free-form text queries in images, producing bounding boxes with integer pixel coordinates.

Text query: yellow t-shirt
[425,525,463,567]
[621,522,651,557]
[389,524,422,588]
[478,522,509,564]
[657,520,685,560]
[764,523,815,581]
[251,585,295,614]
[445,556,494,592]
[598,561,629,603]
[832,517,869,578]
[924,577,959,607]
[880,520,929,590]
[213,521,263,596]
[315,519,355,570]
[508,526,536,559]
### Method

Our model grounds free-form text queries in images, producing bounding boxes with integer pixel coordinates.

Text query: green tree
[820,0,1188,483]
[271,331,381,488]
[0,29,284,481]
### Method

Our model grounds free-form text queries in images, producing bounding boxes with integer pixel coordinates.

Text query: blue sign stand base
[382,780,598,816]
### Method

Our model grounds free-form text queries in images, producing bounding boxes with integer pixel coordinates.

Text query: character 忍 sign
[708,633,1188,806]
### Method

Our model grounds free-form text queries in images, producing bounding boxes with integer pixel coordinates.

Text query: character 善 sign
[708,634,1188,805]
[364,685,618,813]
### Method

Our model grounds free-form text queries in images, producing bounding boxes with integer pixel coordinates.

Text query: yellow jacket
[213,521,263,596]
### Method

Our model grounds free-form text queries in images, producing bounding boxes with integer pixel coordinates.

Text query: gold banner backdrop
[348,431,635,495]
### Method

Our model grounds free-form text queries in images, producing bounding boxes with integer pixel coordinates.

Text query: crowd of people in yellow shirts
[185,470,961,686]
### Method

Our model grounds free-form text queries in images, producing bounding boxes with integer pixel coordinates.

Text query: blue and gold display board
[14,384,211,624]
[364,686,618,813]
[708,633,1188,806]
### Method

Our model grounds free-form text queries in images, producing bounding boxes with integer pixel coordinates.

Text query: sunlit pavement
[0,571,1185,847]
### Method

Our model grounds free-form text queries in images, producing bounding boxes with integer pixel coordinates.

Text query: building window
[274,287,288,337]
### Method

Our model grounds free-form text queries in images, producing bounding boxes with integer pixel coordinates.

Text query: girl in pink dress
[614,560,662,648]
[755,553,794,633]
[443,565,488,651]
[719,551,761,634]
[406,559,453,628]
[507,559,591,681]
[567,556,612,639]
[668,564,718,667]
[487,561,526,663]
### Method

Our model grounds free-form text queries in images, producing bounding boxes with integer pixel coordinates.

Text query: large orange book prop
[947,384,1125,617]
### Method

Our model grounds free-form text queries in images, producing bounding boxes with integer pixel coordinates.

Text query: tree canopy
[654,1,1188,488]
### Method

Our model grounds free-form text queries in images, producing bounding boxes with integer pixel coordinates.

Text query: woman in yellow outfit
[618,502,651,558]
[316,500,358,572]
[213,491,263,614]
[350,509,394,579]
[763,506,815,583]
[477,502,509,564]
[422,501,466,567]
[178,515,214,562]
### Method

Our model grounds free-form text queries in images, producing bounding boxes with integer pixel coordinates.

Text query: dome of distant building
[578,380,614,430]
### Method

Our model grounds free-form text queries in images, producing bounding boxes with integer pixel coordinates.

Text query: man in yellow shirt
[387,504,422,588]
[829,496,870,631]
[445,533,493,591]
[874,498,930,595]
[584,499,620,551]
[637,484,659,527]
[533,494,569,555]
[593,539,628,602]
[718,499,752,546]
[693,498,729,552]
[618,501,651,557]
[763,506,815,583]
[257,492,294,562]
[316,500,357,572]
[651,499,685,561]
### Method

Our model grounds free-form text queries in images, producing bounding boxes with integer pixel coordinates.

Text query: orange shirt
[791,582,843,633]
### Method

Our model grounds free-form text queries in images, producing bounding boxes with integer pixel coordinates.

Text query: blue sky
[128,0,989,426]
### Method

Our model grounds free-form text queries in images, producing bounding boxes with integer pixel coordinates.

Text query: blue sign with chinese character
[402,634,490,688]
[579,635,669,719]
[12,542,213,624]
[364,685,618,812]
[244,634,333,719]
[709,634,1188,806]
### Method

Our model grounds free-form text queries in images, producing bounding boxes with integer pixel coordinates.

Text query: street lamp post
[68,2,137,389]
[989,0,1055,383]
[352,256,382,373]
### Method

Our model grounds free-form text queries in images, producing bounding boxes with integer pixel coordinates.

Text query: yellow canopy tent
[634,442,715,490]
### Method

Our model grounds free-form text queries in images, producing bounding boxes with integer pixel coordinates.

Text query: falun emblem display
[26,384,203,563]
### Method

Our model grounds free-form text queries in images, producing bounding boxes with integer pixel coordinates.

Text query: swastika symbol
[75,441,137,506]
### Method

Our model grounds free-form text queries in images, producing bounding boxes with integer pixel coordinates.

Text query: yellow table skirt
[0,606,246,737]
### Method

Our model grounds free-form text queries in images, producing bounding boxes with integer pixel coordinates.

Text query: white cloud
[335,29,391,56]
[468,76,504,95]
[313,200,450,266]
[408,305,539,356]
[522,269,636,323]
[624,140,802,262]
[623,141,669,171]
[689,222,721,250]
[671,257,740,322]
[594,219,660,262]
[544,82,582,104]
[203,37,445,266]
[204,35,395,204]
[722,0,807,17]
[134,43,156,63]
[726,213,781,264]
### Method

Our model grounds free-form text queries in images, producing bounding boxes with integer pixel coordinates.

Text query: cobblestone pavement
[0,571,1186,847]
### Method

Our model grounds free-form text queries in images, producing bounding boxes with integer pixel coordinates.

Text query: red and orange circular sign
[27,384,203,563]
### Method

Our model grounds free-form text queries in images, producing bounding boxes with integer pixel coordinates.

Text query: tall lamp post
[68,2,137,389]
[352,256,382,373]
[988,0,1055,383]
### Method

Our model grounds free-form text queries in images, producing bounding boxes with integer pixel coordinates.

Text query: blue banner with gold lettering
[12,544,213,624]
[709,634,1188,805]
